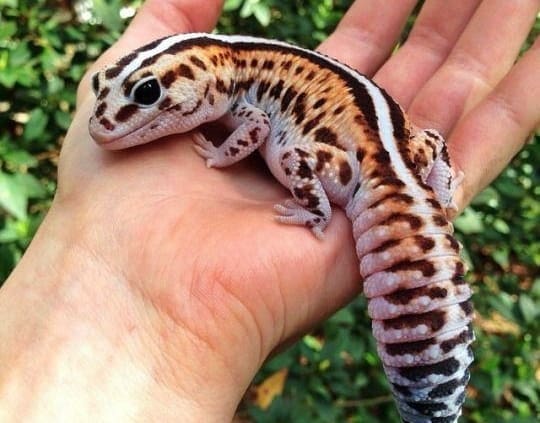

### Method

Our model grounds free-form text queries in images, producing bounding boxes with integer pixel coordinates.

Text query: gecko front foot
[274,200,327,239]
[192,132,219,168]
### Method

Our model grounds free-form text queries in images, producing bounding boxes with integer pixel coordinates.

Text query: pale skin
[0,0,538,421]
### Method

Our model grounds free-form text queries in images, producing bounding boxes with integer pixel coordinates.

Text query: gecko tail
[346,186,474,423]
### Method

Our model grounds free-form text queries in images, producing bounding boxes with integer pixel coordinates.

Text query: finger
[78,0,223,103]
[407,0,539,135]
[375,0,481,107]
[318,0,417,76]
[450,37,540,211]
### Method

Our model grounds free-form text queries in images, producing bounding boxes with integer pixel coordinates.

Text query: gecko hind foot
[274,200,327,239]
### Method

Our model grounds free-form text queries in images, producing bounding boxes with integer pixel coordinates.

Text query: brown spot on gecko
[189,55,207,70]
[372,149,391,165]
[282,60,292,70]
[215,78,228,94]
[97,87,110,100]
[440,325,474,353]
[306,70,316,80]
[115,104,139,122]
[95,102,107,118]
[338,161,352,184]
[315,150,332,172]
[249,128,259,144]
[281,86,297,111]
[452,262,466,284]
[415,235,435,252]
[382,213,423,230]
[99,118,114,130]
[229,147,239,156]
[292,92,307,124]
[257,81,271,102]
[333,105,345,115]
[387,259,436,277]
[372,239,401,253]
[384,285,447,306]
[406,401,448,416]
[313,98,326,109]
[297,161,313,179]
[250,58,258,67]
[384,338,435,356]
[459,300,473,316]
[383,310,446,332]
[237,140,249,146]
[445,234,460,252]
[426,198,442,210]
[356,147,366,162]
[269,80,284,99]
[294,66,304,74]
[399,357,460,382]
[262,60,274,70]
[208,93,215,105]
[368,193,414,209]
[161,70,176,88]
[432,214,448,227]
[314,127,338,147]
[177,64,195,80]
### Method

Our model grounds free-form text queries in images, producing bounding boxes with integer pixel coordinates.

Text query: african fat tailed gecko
[88,33,474,423]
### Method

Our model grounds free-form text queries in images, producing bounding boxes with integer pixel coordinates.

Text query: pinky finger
[449,37,540,211]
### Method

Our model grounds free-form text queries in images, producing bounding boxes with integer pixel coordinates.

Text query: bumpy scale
[89,33,474,423]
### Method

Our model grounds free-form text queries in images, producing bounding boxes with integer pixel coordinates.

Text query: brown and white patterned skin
[89,33,474,423]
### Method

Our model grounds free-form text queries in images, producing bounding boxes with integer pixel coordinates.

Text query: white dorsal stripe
[114,33,425,196]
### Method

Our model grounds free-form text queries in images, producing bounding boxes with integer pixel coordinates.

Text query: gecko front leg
[193,99,270,167]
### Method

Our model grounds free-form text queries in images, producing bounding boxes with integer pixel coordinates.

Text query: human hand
[1,1,538,421]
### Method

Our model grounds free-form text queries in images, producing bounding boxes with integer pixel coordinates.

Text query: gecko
[88,33,474,423]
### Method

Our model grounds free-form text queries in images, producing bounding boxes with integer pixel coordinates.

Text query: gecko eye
[132,78,161,106]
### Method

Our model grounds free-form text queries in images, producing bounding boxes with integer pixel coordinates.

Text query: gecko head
[88,38,220,150]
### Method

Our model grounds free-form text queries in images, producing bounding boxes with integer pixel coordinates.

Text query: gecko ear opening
[91,72,100,96]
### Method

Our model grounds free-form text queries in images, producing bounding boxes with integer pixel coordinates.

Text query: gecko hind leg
[274,147,332,239]
[414,129,464,213]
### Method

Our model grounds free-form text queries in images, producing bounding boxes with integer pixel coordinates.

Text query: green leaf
[253,3,271,26]
[0,21,17,39]
[518,295,537,323]
[0,171,28,219]
[13,173,46,199]
[54,110,72,130]
[23,108,48,141]
[223,0,243,11]
[454,207,484,234]
[303,335,323,352]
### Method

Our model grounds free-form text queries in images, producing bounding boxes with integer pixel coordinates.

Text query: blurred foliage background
[0,0,538,421]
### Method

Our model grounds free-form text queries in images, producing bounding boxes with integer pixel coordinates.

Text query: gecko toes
[274,201,327,238]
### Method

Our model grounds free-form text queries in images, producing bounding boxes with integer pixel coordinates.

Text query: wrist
[0,204,246,422]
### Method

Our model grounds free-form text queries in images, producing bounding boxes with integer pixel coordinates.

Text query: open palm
[59,0,539,415]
